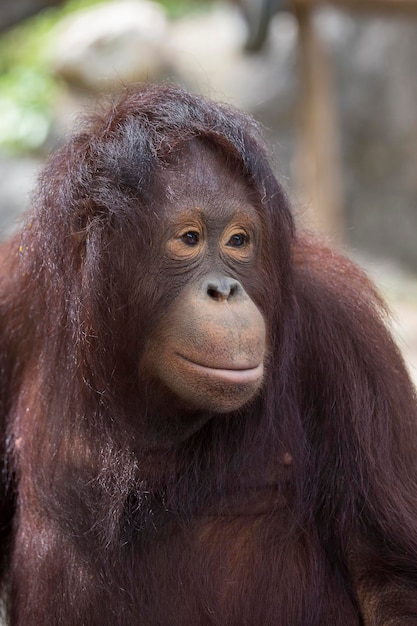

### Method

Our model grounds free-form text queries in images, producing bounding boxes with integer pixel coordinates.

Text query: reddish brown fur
[0,84,417,625]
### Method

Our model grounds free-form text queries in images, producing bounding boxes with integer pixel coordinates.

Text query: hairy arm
[293,235,417,622]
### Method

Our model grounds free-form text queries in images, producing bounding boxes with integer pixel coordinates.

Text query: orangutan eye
[227,233,248,248]
[181,231,200,246]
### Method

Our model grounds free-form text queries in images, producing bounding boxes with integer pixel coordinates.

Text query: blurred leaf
[0,0,105,153]
[0,67,57,153]
[0,0,210,153]
[154,0,211,19]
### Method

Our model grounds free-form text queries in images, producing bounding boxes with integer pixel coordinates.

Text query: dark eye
[227,233,248,248]
[181,231,200,246]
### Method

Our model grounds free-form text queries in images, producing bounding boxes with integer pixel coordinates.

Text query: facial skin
[140,143,267,416]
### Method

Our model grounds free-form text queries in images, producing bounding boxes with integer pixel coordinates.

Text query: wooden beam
[0,0,65,32]
[291,0,417,13]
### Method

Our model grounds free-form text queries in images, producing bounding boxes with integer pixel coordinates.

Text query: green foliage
[0,0,116,154]
[0,68,57,153]
[0,0,211,154]
[155,0,211,19]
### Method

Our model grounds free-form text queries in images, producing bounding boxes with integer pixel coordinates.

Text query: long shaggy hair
[0,83,416,625]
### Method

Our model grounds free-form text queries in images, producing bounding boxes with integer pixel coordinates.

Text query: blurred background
[0,0,416,383]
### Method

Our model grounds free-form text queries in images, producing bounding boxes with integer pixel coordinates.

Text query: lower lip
[178,355,264,385]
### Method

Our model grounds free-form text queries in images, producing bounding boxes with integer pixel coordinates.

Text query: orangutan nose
[203,275,244,303]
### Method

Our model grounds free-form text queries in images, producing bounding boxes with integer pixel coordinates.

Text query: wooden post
[293,4,344,240]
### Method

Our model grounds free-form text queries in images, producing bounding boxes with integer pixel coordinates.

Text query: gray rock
[0,157,40,239]
[50,0,168,89]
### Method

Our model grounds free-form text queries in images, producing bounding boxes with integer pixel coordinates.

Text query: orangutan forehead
[157,143,257,213]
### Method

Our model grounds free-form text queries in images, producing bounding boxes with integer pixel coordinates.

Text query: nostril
[207,287,221,302]
[229,283,238,298]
